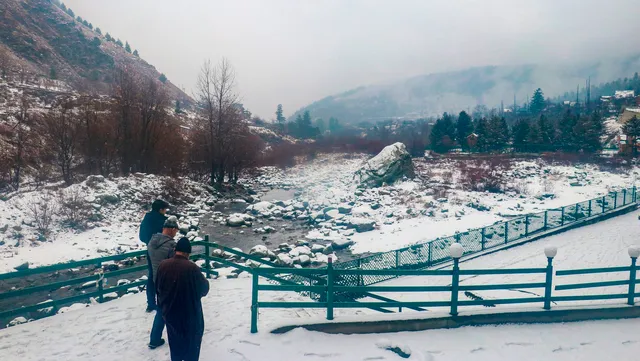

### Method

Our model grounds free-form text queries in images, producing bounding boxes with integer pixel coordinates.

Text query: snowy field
[249,154,639,254]
[1,153,638,274]
[3,211,640,360]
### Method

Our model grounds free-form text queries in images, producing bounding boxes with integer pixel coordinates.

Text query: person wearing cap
[147,216,179,349]
[139,199,169,312]
[156,237,210,361]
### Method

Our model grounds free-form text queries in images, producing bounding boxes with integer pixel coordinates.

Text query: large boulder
[355,142,414,187]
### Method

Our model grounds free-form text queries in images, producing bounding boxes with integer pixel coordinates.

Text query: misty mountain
[293,54,640,124]
[0,0,191,104]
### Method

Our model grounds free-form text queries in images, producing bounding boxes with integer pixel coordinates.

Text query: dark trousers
[149,307,165,344]
[146,252,156,309]
[166,324,203,361]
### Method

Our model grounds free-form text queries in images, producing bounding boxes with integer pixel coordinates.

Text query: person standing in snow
[147,216,179,349]
[139,199,169,312]
[156,237,209,361]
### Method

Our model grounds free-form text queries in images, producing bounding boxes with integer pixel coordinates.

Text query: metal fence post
[525,215,529,236]
[560,207,565,226]
[602,196,606,213]
[251,271,259,333]
[481,227,486,251]
[544,211,548,229]
[204,235,211,279]
[623,189,627,206]
[614,192,618,209]
[395,250,399,270]
[629,255,638,306]
[575,204,580,220]
[588,200,592,217]
[633,186,637,203]
[428,242,432,266]
[504,222,509,244]
[450,258,460,316]
[327,258,334,320]
[357,258,362,286]
[544,256,554,310]
[97,271,104,303]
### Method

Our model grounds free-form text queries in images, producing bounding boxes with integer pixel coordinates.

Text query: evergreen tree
[125,42,132,53]
[96,27,102,35]
[512,119,530,152]
[275,104,285,123]
[105,33,112,41]
[175,100,182,114]
[537,114,555,150]
[474,117,490,151]
[429,113,456,153]
[116,39,123,47]
[83,20,90,27]
[526,122,541,148]
[61,3,67,11]
[490,116,510,150]
[91,37,101,47]
[530,88,545,115]
[158,73,167,83]
[315,118,326,133]
[574,111,604,152]
[88,23,93,30]
[329,117,340,133]
[77,16,83,23]
[66,8,75,17]
[49,66,57,80]
[456,110,474,150]
[133,49,139,57]
[558,110,578,151]
[622,115,640,156]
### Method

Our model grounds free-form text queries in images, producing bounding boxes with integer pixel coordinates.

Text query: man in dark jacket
[139,199,169,312]
[156,238,209,361]
[148,217,179,349]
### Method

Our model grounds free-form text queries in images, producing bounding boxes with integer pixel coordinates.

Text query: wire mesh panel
[360,252,397,285]
[483,223,506,250]
[431,237,454,266]
[546,208,563,228]
[591,198,605,216]
[458,229,483,253]
[506,218,526,242]
[604,194,615,212]
[527,212,545,234]
[563,204,577,224]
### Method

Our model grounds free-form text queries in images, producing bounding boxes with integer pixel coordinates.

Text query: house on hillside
[619,108,640,124]
[617,134,640,155]
[466,133,478,149]
[615,90,635,99]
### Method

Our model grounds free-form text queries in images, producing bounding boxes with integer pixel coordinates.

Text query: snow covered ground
[2,204,640,360]
[363,210,640,311]
[2,269,640,360]
[248,153,639,254]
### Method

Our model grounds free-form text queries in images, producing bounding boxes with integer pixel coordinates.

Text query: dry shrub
[161,177,185,205]
[58,187,92,229]
[440,171,454,185]
[459,158,512,193]
[28,192,57,237]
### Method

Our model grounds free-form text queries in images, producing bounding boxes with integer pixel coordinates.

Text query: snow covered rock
[324,209,343,220]
[103,292,119,301]
[14,262,29,271]
[331,238,355,250]
[58,303,89,314]
[347,217,376,232]
[275,253,294,267]
[338,204,353,214]
[7,317,28,327]
[246,201,276,217]
[355,142,415,187]
[311,244,325,253]
[298,255,311,267]
[227,213,248,227]
[249,245,270,258]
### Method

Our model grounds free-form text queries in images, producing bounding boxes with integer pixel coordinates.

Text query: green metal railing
[249,248,640,333]
[330,187,637,289]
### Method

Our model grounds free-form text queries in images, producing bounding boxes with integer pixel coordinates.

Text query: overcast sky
[64,0,640,119]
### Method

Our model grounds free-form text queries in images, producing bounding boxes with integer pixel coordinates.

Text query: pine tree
[88,23,93,30]
[530,88,545,115]
[429,114,456,153]
[83,20,90,27]
[537,114,555,150]
[61,3,67,11]
[125,42,132,53]
[175,100,182,114]
[133,49,139,57]
[275,104,285,123]
[490,116,510,150]
[574,111,604,153]
[558,110,577,151]
[77,16,83,23]
[474,117,490,151]
[622,115,640,156]
[456,111,473,150]
[105,33,112,41]
[159,73,167,83]
[116,39,123,47]
[96,27,102,35]
[512,119,530,152]
[49,66,57,80]
[67,8,75,17]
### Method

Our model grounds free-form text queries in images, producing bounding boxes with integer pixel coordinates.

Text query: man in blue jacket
[139,199,169,312]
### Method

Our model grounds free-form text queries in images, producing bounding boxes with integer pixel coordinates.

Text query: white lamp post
[449,243,464,316]
[544,246,558,259]
[628,246,639,305]
[543,246,557,310]
[450,243,464,259]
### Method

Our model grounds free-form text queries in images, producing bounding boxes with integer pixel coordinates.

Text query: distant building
[617,134,640,155]
[466,133,478,149]
[619,108,640,124]
[615,90,635,99]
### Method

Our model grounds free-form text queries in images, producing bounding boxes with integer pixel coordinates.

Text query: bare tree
[195,58,242,185]
[28,192,58,237]
[137,77,169,172]
[112,67,139,175]
[0,46,12,80]
[42,97,80,185]
[7,94,35,189]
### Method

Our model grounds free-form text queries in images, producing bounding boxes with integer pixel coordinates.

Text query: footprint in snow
[470,347,485,353]
[238,340,260,346]
[552,346,576,353]
[505,342,533,347]
[622,340,638,345]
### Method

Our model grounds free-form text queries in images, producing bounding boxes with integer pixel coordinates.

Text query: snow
[2,273,640,360]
